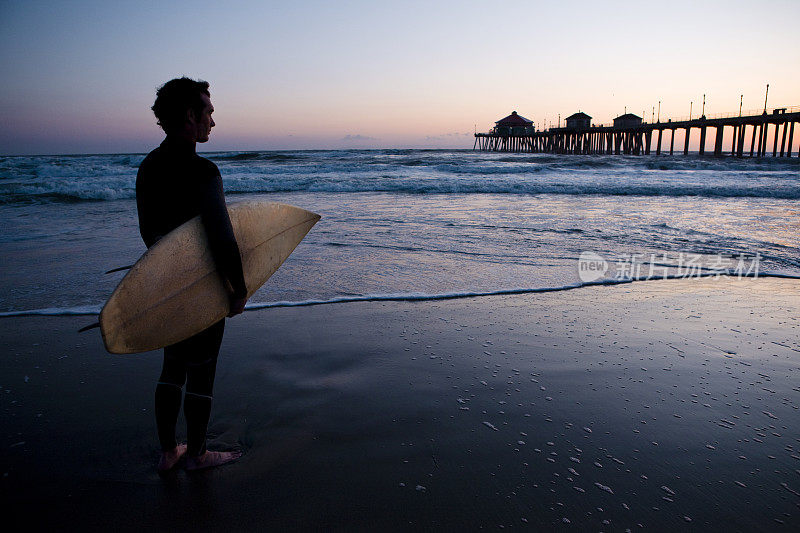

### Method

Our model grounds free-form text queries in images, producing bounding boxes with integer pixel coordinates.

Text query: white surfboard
[100,201,319,354]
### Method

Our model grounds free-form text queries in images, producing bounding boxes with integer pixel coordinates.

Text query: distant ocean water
[0,149,798,315]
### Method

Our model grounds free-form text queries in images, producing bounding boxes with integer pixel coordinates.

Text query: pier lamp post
[689,102,693,121]
[652,107,655,123]
[763,83,769,114]
[558,114,560,128]
[657,101,661,123]
[702,94,706,118]
[739,95,743,117]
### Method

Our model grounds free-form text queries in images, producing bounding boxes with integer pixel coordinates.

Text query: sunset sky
[1,0,798,154]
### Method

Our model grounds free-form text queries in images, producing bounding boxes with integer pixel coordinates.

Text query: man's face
[190,94,215,143]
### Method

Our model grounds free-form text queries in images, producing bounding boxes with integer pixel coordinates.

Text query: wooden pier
[474,107,800,157]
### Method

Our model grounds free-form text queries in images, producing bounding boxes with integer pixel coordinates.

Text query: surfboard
[99,201,320,354]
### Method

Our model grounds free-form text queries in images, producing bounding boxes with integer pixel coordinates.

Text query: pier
[474,106,800,157]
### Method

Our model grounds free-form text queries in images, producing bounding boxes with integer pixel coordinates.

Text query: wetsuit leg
[156,319,225,454]
[155,352,188,452]
[183,319,225,457]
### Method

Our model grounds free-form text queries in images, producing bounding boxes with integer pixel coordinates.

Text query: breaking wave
[1,149,797,204]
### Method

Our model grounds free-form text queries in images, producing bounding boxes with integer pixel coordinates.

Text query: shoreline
[2,277,799,530]
[2,271,798,318]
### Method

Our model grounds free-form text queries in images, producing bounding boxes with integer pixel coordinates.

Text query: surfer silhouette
[136,77,245,472]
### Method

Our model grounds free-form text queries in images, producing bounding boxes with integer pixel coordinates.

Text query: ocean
[1,149,798,316]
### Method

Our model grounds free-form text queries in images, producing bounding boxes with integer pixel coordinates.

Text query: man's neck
[164,134,197,154]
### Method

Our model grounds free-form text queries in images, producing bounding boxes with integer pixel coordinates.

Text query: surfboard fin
[105,264,134,274]
[78,322,100,333]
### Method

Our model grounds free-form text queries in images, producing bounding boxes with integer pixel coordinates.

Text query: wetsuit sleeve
[136,161,160,248]
[199,169,248,299]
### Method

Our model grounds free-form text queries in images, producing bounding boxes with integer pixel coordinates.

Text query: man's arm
[136,165,160,248]
[198,169,248,316]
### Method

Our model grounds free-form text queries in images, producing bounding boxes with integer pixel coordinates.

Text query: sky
[0,0,798,154]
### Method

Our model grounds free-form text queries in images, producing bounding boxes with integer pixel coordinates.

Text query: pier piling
[699,125,707,155]
[780,122,787,156]
[714,126,724,156]
[684,128,691,155]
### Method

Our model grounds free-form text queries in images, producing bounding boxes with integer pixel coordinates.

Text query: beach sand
[2,277,799,530]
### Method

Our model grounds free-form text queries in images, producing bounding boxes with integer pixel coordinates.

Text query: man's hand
[228,296,247,317]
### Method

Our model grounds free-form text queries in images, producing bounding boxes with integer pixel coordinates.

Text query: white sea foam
[0,305,102,317]
[2,271,794,319]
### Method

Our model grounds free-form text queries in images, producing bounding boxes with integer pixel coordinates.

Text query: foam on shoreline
[2,271,796,318]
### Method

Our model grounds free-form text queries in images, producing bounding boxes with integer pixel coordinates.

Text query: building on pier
[565,112,591,130]
[613,113,642,128]
[493,111,534,135]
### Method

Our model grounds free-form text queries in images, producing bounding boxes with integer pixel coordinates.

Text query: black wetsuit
[136,136,246,456]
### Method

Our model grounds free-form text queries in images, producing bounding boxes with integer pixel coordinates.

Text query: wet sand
[2,277,799,530]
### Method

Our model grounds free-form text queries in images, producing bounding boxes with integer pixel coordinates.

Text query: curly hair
[151,77,210,134]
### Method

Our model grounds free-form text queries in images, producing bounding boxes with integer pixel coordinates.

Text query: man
[136,77,246,472]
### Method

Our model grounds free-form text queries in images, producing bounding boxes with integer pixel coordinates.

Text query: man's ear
[186,107,197,125]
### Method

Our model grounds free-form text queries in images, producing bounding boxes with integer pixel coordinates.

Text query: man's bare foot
[157,443,187,473]
[185,450,242,471]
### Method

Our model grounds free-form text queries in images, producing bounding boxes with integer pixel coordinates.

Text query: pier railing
[664,105,800,124]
